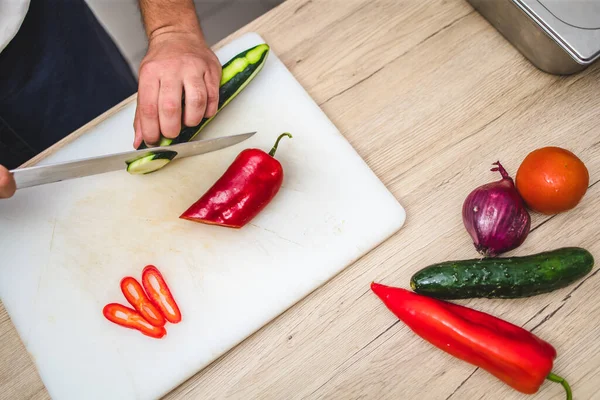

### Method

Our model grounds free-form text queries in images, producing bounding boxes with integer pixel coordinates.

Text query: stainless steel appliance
[468,0,600,75]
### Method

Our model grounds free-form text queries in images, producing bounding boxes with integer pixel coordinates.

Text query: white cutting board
[0,33,405,400]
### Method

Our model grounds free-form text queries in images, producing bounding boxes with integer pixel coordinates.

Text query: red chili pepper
[103,303,166,339]
[120,276,166,327]
[141,265,182,324]
[370,282,572,399]
[179,133,292,228]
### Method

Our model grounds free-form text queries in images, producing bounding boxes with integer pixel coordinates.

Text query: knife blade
[11,131,256,189]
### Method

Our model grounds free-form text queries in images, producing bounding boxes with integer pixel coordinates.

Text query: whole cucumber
[410,247,594,299]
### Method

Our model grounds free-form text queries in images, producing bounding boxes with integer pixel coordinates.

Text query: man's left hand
[134,31,221,148]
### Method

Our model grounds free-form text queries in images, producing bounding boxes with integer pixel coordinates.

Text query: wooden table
[2,0,599,398]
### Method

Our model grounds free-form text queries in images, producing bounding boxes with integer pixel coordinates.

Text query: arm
[0,166,16,199]
[134,0,221,147]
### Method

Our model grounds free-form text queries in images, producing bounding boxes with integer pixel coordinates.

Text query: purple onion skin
[462,162,531,257]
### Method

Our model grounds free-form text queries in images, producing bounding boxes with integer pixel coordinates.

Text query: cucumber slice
[126,151,177,175]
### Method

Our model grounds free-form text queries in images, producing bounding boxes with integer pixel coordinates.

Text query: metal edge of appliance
[467,0,598,75]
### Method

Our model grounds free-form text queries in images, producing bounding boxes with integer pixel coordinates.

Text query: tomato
[516,147,589,215]
[142,265,182,324]
[120,277,166,327]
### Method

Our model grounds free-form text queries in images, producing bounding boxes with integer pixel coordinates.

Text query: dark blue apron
[0,0,138,169]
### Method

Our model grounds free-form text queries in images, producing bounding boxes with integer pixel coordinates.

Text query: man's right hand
[0,166,16,199]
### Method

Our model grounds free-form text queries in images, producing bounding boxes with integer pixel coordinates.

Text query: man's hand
[0,165,16,199]
[134,0,221,148]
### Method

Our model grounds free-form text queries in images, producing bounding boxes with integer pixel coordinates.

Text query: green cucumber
[410,247,594,299]
[127,43,270,174]
[126,151,177,174]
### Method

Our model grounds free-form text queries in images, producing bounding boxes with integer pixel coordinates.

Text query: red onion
[462,161,531,257]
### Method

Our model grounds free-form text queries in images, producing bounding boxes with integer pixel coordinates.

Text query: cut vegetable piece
[127,43,271,174]
[126,151,177,175]
[141,43,270,147]
[103,303,166,339]
[120,277,166,327]
[180,133,291,228]
[141,265,182,324]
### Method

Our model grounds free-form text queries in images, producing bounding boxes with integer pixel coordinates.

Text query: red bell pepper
[180,133,292,228]
[103,303,166,339]
[142,265,182,324]
[370,282,572,399]
[120,276,166,327]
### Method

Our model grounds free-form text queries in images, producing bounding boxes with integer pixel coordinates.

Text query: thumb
[0,165,17,199]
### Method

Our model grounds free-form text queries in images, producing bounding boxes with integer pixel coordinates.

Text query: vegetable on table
[103,303,167,339]
[126,151,177,175]
[516,146,589,215]
[371,282,572,399]
[463,161,531,257]
[127,43,271,175]
[410,247,594,299]
[142,265,182,324]
[120,276,166,327]
[180,132,292,228]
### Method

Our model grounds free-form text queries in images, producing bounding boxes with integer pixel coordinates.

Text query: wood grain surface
[2,0,600,399]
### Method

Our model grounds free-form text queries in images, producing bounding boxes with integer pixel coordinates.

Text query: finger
[0,166,16,199]
[182,76,207,127]
[158,78,183,139]
[204,67,220,117]
[133,105,143,148]
[137,66,161,145]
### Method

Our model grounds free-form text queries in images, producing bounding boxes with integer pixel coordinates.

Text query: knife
[11,131,256,189]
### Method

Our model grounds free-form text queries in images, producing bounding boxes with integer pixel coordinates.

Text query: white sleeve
[0,0,31,54]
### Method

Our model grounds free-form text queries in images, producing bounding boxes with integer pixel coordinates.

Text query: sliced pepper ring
[142,265,182,324]
[103,303,167,339]
[120,276,166,327]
